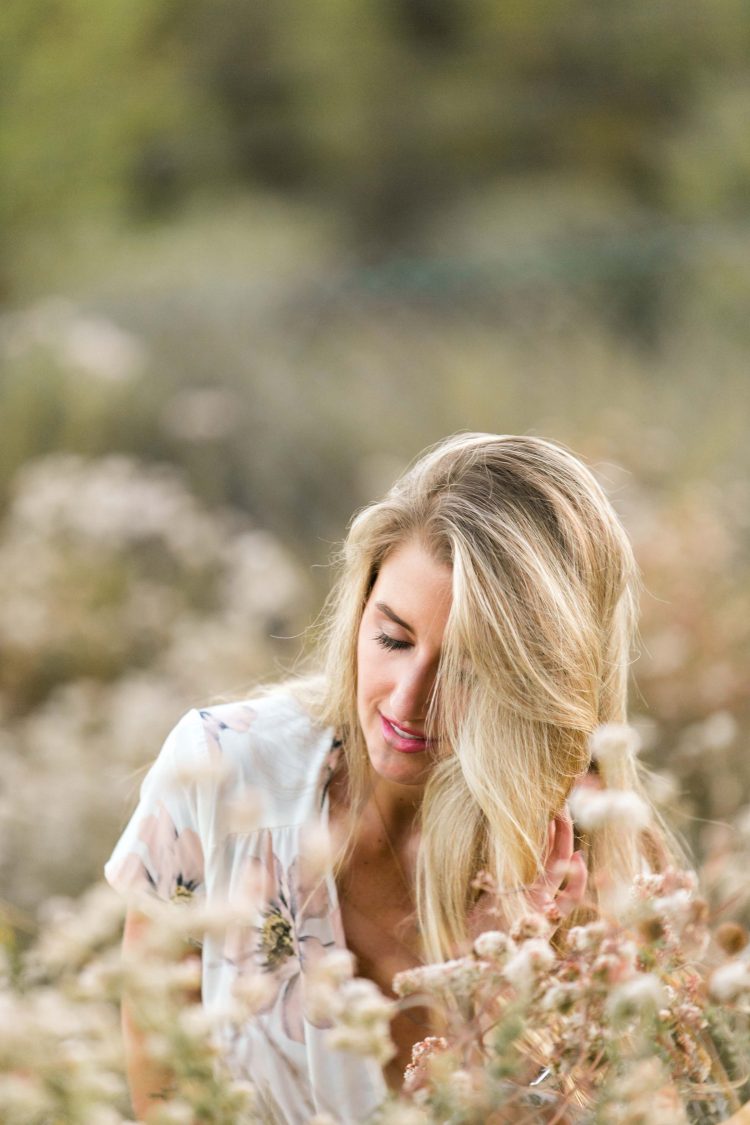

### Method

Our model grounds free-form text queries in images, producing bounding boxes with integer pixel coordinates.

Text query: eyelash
[374,631,411,652]
[373,632,475,681]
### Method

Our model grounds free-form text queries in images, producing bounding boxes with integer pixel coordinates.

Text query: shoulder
[190,686,336,827]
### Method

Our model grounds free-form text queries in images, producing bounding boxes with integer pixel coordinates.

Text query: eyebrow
[374,601,414,634]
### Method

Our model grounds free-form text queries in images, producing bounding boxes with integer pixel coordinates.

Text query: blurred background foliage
[0,0,748,916]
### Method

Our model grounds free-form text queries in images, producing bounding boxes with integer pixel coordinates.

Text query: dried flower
[715,921,749,956]
[509,912,553,943]
[393,957,487,1001]
[403,1036,449,1095]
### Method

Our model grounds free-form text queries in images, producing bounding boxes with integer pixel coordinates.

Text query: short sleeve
[104,709,211,905]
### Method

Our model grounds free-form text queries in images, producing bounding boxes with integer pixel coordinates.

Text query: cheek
[356,634,387,709]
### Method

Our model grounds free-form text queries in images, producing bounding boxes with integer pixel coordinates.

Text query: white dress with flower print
[105,689,388,1124]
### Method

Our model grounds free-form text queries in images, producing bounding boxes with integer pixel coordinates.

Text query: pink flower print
[224,831,339,1043]
[109,802,204,903]
[199,704,256,762]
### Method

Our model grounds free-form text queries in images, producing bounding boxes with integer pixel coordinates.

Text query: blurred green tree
[3,0,750,245]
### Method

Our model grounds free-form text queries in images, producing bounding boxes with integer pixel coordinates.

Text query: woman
[106,433,656,1123]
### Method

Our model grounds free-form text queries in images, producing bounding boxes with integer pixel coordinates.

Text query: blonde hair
[310,433,662,963]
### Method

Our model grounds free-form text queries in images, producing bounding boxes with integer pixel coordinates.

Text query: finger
[544,811,574,889]
[543,818,556,865]
[556,851,588,916]
[550,810,574,865]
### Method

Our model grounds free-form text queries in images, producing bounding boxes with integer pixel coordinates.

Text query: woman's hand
[526,808,587,917]
[467,809,588,943]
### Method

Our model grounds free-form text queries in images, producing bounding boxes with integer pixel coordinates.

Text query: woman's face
[356,538,452,790]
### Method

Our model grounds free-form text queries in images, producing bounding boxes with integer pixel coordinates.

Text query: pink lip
[380,713,432,754]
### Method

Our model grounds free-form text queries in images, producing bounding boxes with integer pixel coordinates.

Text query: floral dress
[105,690,388,1124]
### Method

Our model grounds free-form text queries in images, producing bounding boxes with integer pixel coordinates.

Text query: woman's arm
[121,907,201,1122]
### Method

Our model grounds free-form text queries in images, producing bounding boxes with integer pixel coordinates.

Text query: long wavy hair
[308,433,664,963]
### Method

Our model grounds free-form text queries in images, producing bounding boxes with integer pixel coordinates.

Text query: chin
[366,741,431,788]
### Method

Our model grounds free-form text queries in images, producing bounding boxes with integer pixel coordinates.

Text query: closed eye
[375,631,411,652]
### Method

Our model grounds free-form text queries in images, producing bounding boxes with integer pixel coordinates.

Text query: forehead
[369,540,453,630]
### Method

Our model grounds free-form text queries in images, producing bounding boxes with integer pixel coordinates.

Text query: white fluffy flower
[541,981,581,1013]
[298,821,334,881]
[607,973,666,1020]
[147,1100,194,1125]
[338,979,396,1026]
[229,1080,258,1113]
[567,920,608,952]
[165,956,203,993]
[377,1106,430,1125]
[305,981,343,1025]
[588,723,641,769]
[569,786,651,831]
[326,1023,395,1065]
[710,959,750,1003]
[448,1068,474,1099]
[473,930,515,961]
[324,978,396,1064]
[700,710,737,752]
[304,953,357,1024]
[502,938,555,992]
[646,770,680,807]
[144,1032,173,1064]
[311,949,356,987]
[178,1000,241,1039]
[608,1057,690,1125]
[0,1074,54,1119]
[652,888,693,926]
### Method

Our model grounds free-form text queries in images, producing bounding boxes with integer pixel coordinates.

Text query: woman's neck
[329,765,421,870]
[367,773,423,844]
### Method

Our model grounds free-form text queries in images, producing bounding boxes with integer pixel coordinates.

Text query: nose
[390,660,437,725]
